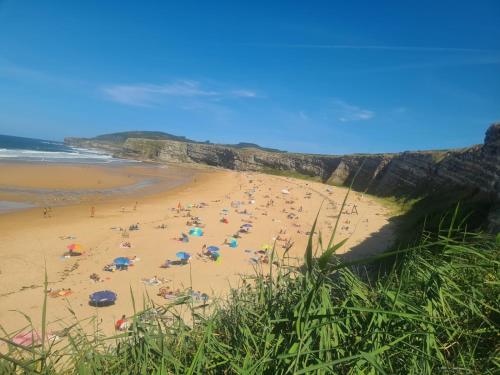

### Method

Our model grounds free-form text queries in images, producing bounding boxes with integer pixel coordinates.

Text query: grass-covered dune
[1,210,499,374]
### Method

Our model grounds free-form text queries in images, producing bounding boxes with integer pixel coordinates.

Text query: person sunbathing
[160,259,172,268]
[115,315,129,331]
[157,287,181,299]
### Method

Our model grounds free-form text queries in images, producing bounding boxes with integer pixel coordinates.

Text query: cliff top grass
[260,167,323,182]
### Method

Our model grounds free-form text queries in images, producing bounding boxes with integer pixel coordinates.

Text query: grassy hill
[93,131,199,144]
[77,131,286,153]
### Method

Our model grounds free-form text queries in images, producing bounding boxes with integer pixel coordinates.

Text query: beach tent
[189,227,204,237]
[113,257,130,266]
[207,246,220,253]
[89,290,117,307]
[228,238,238,248]
[176,251,191,260]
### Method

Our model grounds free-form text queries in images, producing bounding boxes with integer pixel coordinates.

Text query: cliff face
[65,124,500,229]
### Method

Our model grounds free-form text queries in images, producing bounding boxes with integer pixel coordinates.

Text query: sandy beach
[0,162,394,337]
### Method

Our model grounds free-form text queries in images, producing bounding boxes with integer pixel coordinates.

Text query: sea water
[0,134,116,163]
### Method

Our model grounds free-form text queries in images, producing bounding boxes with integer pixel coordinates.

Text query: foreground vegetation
[1,213,498,374]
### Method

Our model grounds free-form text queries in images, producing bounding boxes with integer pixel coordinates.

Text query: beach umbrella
[262,244,272,251]
[89,290,117,306]
[176,251,191,260]
[281,189,290,194]
[207,246,220,253]
[67,244,82,251]
[229,238,238,248]
[241,224,253,228]
[189,227,204,236]
[113,257,130,266]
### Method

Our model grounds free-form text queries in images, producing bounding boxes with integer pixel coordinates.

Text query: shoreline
[0,160,206,214]
[0,160,395,338]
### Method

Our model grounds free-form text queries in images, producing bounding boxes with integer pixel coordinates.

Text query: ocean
[0,134,116,163]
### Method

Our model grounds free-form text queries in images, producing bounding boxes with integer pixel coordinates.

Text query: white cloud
[329,99,374,122]
[298,111,309,120]
[230,89,258,98]
[102,80,259,106]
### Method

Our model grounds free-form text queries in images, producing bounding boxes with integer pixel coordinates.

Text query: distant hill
[93,131,199,144]
[74,131,285,153]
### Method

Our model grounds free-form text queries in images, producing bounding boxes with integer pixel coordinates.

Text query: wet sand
[0,162,395,338]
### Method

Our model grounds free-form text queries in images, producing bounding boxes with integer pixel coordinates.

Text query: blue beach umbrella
[241,224,253,228]
[89,290,117,306]
[176,251,191,260]
[189,227,204,237]
[113,257,130,266]
[207,246,220,253]
[229,238,238,248]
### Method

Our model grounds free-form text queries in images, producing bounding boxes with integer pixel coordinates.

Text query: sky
[0,1,499,154]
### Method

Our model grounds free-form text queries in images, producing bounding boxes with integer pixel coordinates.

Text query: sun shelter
[228,238,238,248]
[281,189,290,194]
[189,227,204,237]
[207,246,220,253]
[241,224,253,228]
[176,251,191,261]
[89,290,117,307]
[114,257,130,270]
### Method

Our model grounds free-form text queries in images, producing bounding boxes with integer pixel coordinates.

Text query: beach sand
[0,162,395,337]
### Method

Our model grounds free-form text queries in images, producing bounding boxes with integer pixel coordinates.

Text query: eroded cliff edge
[66,123,500,231]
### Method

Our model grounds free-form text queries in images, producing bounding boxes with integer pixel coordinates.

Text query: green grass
[1,207,498,374]
[260,168,323,182]
[370,195,420,216]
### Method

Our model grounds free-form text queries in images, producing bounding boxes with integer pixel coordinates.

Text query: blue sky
[1,0,499,154]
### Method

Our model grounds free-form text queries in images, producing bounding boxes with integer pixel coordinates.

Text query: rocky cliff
[66,123,500,230]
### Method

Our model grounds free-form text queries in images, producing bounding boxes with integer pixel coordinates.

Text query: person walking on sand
[90,206,95,218]
[43,207,48,218]
[134,201,138,211]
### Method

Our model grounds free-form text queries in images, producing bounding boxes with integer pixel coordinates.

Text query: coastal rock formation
[66,124,500,230]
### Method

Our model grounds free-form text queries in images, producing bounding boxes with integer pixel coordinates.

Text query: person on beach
[43,207,48,218]
[115,315,128,331]
[90,206,95,218]
[134,201,138,211]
